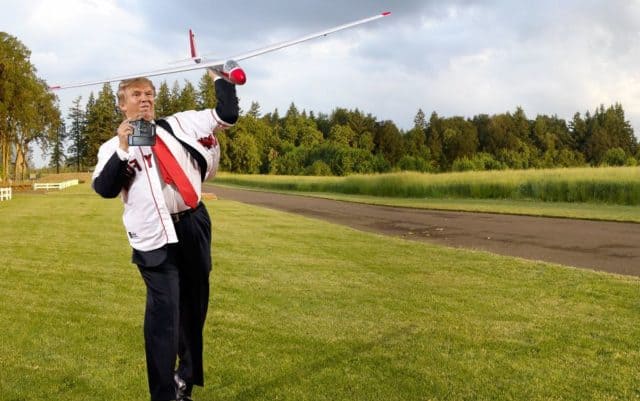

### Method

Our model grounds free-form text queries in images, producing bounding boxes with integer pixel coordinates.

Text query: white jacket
[92,109,229,251]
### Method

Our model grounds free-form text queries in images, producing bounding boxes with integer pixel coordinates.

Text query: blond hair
[117,77,156,105]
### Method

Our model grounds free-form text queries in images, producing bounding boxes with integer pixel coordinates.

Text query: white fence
[0,187,11,201]
[33,179,79,191]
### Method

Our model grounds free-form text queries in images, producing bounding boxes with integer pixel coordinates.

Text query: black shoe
[174,373,193,401]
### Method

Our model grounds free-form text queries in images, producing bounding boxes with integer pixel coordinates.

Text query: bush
[451,157,475,172]
[496,149,532,169]
[305,160,333,176]
[397,156,432,172]
[603,147,627,166]
[555,149,586,167]
[272,147,308,175]
[371,154,391,173]
[304,143,384,176]
[451,153,504,172]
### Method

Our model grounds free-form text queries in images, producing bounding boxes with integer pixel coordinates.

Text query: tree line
[2,33,639,180]
[61,78,639,177]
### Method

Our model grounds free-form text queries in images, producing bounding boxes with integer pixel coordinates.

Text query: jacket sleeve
[164,78,238,181]
[92,149,133,198]
[171,79,239,135]
[214,79,239,125]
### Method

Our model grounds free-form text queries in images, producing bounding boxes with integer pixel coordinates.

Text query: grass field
[1,185,639,401]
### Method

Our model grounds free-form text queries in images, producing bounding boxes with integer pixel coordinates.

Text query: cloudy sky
[2,0,640,167]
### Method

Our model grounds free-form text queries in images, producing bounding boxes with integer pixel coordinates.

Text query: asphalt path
[206,185,640,277]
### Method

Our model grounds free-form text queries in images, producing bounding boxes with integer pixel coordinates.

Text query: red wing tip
[382,11,391,16]
[49,85,61,90]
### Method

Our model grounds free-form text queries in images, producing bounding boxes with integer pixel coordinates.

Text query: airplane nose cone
[230,68,246,85]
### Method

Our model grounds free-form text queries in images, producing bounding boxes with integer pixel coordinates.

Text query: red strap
[153,136,199,208]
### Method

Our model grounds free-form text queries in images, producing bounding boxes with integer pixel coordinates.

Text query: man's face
[119,83,155,120]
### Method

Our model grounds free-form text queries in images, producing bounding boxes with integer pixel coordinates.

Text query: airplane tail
[189,29,246,84]
[168,28,202,64]
[189,29,198,61]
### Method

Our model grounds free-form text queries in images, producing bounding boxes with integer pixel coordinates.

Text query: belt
[170,202,203,223]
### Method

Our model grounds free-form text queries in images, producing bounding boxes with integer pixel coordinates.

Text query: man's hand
[117,118,135,152]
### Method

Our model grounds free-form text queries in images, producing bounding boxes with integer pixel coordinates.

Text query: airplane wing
[49,11,391,90]
[210,12,391,64]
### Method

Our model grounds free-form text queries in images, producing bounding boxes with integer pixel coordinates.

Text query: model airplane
[49,11,391,90]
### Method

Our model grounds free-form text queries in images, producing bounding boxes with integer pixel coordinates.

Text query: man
[92,70,238,401]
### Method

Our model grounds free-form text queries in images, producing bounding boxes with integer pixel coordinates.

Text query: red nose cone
[230,68,246,85]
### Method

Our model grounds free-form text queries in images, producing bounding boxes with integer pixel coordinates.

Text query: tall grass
[214,167,640,205]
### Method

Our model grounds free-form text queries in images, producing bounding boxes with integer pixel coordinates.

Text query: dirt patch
[206,185,640,278]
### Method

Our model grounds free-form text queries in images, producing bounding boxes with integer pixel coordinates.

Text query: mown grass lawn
[0,184,639,401]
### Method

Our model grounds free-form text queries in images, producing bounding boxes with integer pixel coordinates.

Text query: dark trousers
[134,203,212,401]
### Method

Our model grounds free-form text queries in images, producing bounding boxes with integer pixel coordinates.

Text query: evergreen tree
[472,114,491,152]
[67,96,87,172]
[330,107,349,126]
[585,121,609,165]
[533,116,555,153]
[404,109,429,159]
[178,81,197,111]
[347,109,376,150]
[484,112,518,154]
[569,112,588,155]
[262,108,285,154]
[426,112,444,170]
[49,122,67,173]
[413,108,427,130]
[314,112,331,138]
[282,103,302,144]
[85,84,119,166]
[197,72,216,110]
[270,108,281,125]
[374,120,403,165]
[247,101,261,118]
[512,106,532,145]
[328,124,355,147]
[441,117,478,169]
[169,80,181,115]
[86,92,96,117]
[155,81,172,118]
[285,102,299,119]
[603,104,636,155]
[577,104,637,165]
